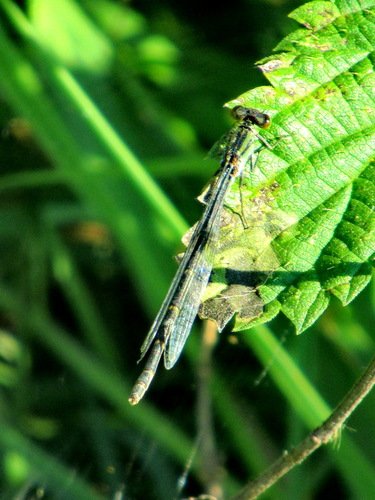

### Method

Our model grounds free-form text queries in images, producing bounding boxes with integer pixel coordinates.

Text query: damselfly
[129,106,271,405]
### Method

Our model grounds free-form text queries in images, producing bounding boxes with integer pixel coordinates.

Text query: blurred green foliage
[0,0,373,499]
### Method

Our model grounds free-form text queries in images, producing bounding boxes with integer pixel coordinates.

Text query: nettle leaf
[198,0,375,334]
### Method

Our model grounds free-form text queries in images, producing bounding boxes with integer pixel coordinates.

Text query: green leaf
[199,0,375,334]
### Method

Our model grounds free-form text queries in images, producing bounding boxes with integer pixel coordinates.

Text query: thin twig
[196,319,223,500]
[232,354,375,500]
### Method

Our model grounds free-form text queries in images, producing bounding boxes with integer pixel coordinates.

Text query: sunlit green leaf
[198,0,374,334]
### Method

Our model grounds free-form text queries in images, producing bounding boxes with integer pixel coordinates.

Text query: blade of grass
[0,4,187,313]
[0,285,193,466]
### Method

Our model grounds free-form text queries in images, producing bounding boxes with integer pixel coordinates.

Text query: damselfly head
[231,106,271,129]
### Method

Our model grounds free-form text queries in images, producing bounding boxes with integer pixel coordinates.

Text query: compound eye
[231,105,247,120]
[258,114,271,129]
[231,106,271,129]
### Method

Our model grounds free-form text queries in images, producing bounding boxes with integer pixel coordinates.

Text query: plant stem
[196,320,223,499]
[232,354,375,500]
